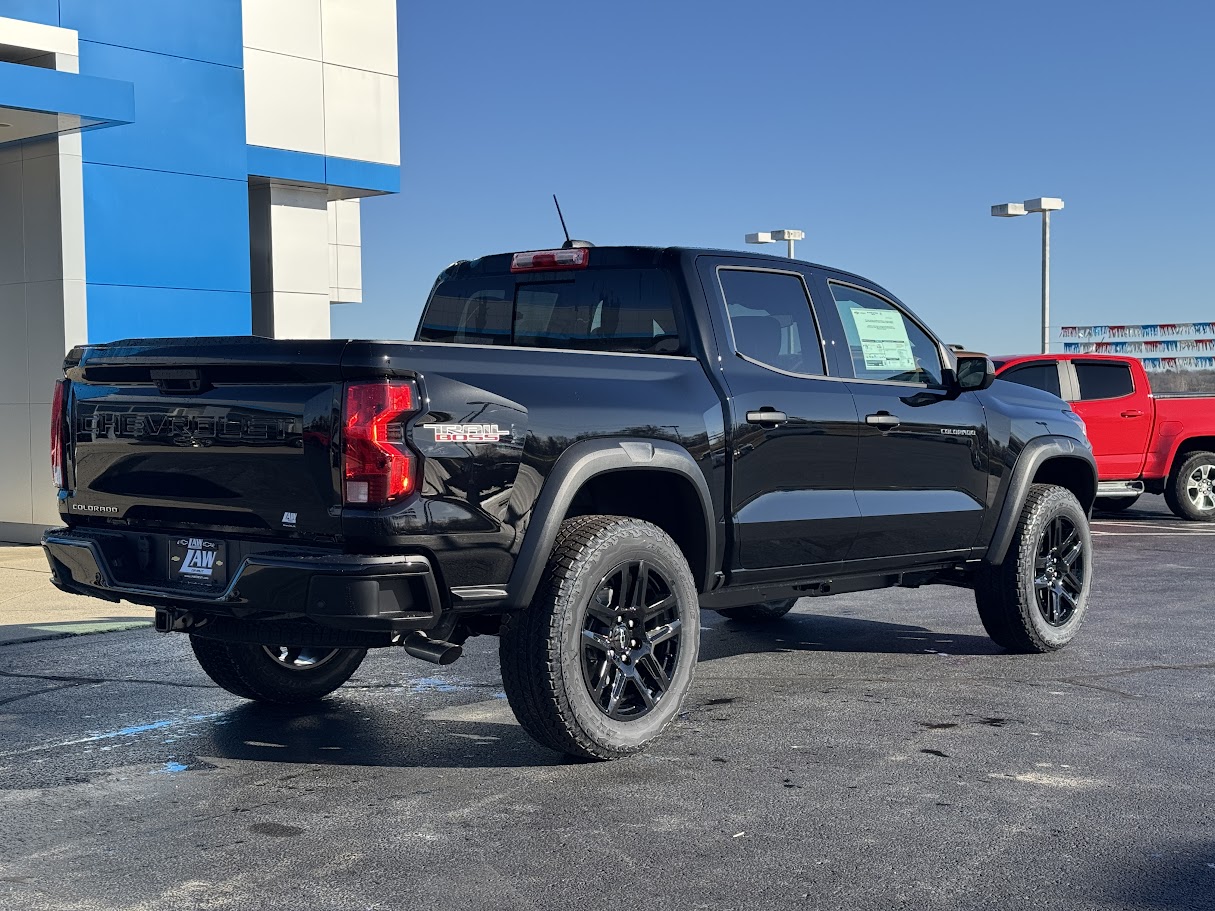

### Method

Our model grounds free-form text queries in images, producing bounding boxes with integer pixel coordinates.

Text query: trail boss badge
[422,423,505,443]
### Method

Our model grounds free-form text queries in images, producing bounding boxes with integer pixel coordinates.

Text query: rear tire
[717,598,798,623]
[1094,495,1139,513]
[1164,451,1215,522]
[190,636,366,704]
[499,515,700,760]
[974,484,1092,653]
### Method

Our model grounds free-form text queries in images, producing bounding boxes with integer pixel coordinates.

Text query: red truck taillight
[51,379,68,490]
[342,380,419,507]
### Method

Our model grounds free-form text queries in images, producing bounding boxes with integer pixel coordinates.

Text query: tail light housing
[51,379,69,490]
[342,380,419,507]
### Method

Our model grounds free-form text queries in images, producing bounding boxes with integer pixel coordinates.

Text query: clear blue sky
[335,0,1214,354]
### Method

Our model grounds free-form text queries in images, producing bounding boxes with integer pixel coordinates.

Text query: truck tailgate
[65,338,351,538]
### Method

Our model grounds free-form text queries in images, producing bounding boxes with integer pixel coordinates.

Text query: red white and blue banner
[1061,324,1215,370]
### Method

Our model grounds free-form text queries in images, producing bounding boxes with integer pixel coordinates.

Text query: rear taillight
[51,379,68,490]
[342,380,419,507]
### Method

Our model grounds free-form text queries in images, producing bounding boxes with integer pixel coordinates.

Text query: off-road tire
[1164,451,1215,522]
[974,484,1092,653]
[190,636,366,704]
[499,515,700,760]
[717,598,798,623]
[1094,495,1139,513]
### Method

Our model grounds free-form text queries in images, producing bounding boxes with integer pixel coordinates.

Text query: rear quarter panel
[339,341,727,590]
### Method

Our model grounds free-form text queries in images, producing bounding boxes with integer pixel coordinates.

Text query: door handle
[1121,409,1144,418]
[865,412,901,430]
[746,409,788,426]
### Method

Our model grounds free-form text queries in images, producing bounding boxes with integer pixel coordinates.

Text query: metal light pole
[746,229,805,259]
[992,198,1064,354]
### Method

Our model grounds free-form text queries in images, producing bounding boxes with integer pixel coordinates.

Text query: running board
[1096,480,1145,498]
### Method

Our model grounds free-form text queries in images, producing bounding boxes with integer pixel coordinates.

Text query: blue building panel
[80,41,246,180]
[0,59,134,125]
[0,0,58,26]
[83,163,251,296]
[87,286,252,343]
[59,0,243,68]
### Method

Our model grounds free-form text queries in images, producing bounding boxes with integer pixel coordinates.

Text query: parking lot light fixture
[991,198,1065,354]
[747,229,804,259]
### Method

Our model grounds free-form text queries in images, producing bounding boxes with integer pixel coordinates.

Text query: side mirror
[956,354,996,391]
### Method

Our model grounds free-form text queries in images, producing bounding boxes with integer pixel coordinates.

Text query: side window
[1075,362,1134,400]
[1001,363,1062,397]
[829,283,943,385]
[718,269,825,375]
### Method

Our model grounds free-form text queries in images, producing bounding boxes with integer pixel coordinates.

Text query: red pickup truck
[993,354,1215,520]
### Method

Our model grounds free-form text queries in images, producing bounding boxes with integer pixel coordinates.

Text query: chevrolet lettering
[43,245,1097,761]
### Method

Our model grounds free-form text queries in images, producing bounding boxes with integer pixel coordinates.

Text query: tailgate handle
[151,368,208,395]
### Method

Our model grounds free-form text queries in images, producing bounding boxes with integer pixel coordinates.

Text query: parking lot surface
[1,496,1212,911]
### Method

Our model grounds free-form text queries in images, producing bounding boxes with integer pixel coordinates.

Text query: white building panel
[26,279,76,403]
[0,285,27,402]
[323,64,400,166]
[320,0,398,76]
[0,404,33,524]
[0,15,78,61]
[243,47,325,155]
[262,185,328,290]
[242,0,322,61]
[270,291,331,339]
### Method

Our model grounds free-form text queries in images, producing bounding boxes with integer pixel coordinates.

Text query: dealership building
[0,0,401,539]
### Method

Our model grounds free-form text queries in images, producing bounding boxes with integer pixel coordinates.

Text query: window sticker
[850,307,916,372]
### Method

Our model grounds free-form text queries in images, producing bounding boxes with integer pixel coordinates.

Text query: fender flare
[984,435,1097,566]
[504,438,716,609]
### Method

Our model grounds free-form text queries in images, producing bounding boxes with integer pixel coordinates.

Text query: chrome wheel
[1034,515,1086,627]
[1185,463,1215,512]
[580,560,683,721]
[260,646,341,671]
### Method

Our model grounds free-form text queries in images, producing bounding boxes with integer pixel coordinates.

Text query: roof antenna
[553,195,593,249]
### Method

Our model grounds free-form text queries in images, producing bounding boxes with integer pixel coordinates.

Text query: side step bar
[1096,480,1145,498]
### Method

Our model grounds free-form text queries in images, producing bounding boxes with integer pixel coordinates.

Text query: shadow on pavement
[700,610,1005,661]
[200,698,572,771]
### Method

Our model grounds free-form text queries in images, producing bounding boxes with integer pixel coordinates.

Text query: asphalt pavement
[1,496,1212,911]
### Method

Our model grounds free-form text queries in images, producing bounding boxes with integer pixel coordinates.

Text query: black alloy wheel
[973,483,1091,653]
[580,561,682,721]
[1034,515,1085,627]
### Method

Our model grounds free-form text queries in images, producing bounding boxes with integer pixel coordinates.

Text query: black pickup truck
[43,245,1097,759]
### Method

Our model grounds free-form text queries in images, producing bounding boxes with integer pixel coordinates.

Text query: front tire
[499,515,700,760]
[1164,451,1215,521]
[717,598,798,623]
[974,484,1092,653]
[190,636,366,704]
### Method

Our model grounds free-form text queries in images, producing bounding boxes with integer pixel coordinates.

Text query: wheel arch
[504,438,717,608]
[1169,437,1215,475]
[984,436,1097,567]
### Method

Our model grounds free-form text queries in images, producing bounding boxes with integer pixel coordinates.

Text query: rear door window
[718,269,825,375]
[1000,362,1062,397]
[418,269,682,354]
[1075,362,1135,400]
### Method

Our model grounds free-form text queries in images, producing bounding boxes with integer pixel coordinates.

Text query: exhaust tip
[401,632,463,665]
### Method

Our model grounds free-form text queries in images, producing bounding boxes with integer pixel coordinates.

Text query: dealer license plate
[169,537,228,587]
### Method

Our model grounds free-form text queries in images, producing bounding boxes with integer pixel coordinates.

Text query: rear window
[417,268,683,354]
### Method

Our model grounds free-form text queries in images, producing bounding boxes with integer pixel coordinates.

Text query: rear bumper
[42,527,445,635]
